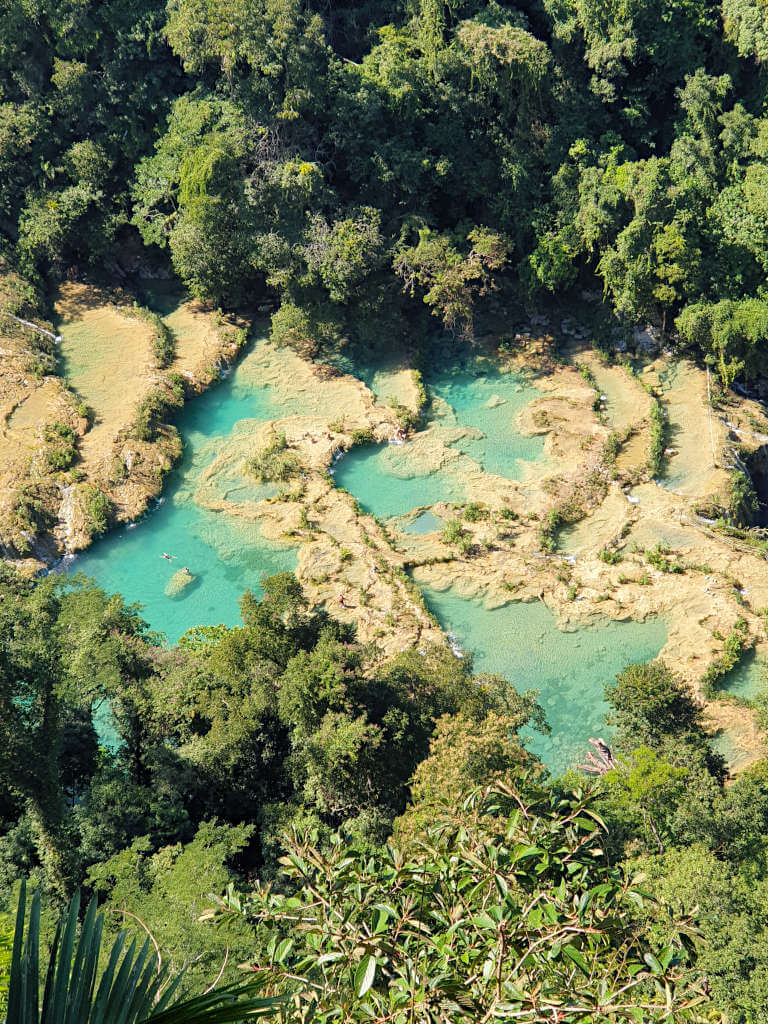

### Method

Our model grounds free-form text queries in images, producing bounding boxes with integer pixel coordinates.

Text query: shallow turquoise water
[720,648,768,701]
[60,303,667,768]
[430,365,545,478]
[403,510,443,535]
[334,444,465,518]
[335,361,545,519]
[65,352,297,645]
[419,586,668,774]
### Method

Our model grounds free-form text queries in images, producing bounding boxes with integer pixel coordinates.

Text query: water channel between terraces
[57,287,766,776]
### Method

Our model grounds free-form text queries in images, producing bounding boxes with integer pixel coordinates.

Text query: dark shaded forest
[5,0,768,381]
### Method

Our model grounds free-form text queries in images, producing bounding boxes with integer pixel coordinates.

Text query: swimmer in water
[182,566,191,575]
[161,552,174,561]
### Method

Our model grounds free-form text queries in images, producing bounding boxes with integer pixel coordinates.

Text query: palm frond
[6,882,283,1024]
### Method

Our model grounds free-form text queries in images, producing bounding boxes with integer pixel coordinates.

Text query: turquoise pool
[65,349,298,644]
[719,648,768,702]
[402,510,444,535]
[335,360,545,519]
[419,585,668,775]
[58,297,668,774]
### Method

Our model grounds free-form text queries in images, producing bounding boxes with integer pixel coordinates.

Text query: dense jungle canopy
[5,0,768,378]
[5,1,768,1021]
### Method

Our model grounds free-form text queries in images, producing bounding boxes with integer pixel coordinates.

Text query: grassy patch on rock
[249,432,302,483]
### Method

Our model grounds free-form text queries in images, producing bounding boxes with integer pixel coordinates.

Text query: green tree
[605,661,706,753]
[164,0,330,120]
[544,0,718,116]
[723,0,768,62]
[676,297,768,384]
[302,208,384,303]
[213,784,709,1021]
[0,571,153,896]
[393,225,507,335]
[393,709,541,844]
[0,573,82,895]
[644,843,768,1020]
[87,821,255,995]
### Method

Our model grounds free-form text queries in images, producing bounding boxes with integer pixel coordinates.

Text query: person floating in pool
[161,552,175,561]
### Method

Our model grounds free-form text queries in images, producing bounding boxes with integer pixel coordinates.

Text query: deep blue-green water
[420,586,668,775]
[65,350,297,644]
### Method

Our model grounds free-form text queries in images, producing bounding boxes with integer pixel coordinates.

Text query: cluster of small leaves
[645,544,684,574]
[647,400,667,478]
[441,517,472,554]
[728,467,759,527]
[603,431,623,463]
[81,486,112,537]
[349,428,374,446]
[126,304,175,368]
[134,376,185,442]
[43,422,77,471]
[412,369,428,411]
[462,502,488,522]
[0,912,11,1018]
[539,509,562,553]
[598,547,623,565]
[701,617,752,696]
[12,483,51,552]
[212,785,709,1023]
[249,433,302,483]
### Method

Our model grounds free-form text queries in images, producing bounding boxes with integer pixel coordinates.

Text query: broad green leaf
[355,956,376,997]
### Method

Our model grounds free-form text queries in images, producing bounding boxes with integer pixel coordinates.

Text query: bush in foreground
[211,784,709,1022]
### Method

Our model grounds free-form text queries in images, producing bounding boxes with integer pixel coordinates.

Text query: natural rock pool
[60,299,671,771]
[67,359,298,643]
[419,585,667,775]
[58,284,313,643]
[335,360,546,518]
[719,647,768,701]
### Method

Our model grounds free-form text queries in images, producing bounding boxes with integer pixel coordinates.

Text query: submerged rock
[164,568,196,597]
